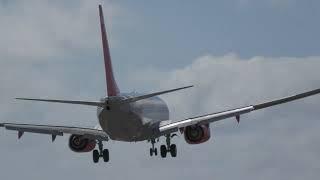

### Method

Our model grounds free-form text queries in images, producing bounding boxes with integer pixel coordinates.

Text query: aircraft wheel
[170,144,177,157]
[154,148,158,156]
[93,149,99,163]
[160,145,167,158]
[103,149,109,162]
[150,148,153,156]
[150,148,158,156]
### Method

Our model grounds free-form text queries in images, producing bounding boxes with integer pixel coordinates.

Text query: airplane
[1,4,320,163]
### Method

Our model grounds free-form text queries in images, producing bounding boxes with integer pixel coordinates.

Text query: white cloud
[2,51,320,179]
[130,54,320,118]
[125,54,320,179]
[0,0,125,61]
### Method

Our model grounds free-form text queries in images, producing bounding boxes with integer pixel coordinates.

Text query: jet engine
[68,135,96,153]
[184,124,211,144]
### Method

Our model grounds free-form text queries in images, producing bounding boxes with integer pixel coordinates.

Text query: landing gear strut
[93,140,109,163]
[149,138,158,156]
[160,134,177,158]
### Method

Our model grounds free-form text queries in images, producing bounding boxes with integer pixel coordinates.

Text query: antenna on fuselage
[99,5,120,97]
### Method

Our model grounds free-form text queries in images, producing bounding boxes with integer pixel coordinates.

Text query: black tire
[170,144,177,157]
[150,148,153,156]
[93,150,99,163]
[160,145,167,158]
[102,149,109,162]
[154,148,158,156]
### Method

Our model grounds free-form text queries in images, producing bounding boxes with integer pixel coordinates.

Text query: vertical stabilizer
[99,5,120,96]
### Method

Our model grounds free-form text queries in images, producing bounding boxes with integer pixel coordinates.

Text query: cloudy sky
[0,0,320,179]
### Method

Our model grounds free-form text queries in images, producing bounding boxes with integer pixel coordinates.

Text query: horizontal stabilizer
[15,98,104,107]
[119,85,193,104]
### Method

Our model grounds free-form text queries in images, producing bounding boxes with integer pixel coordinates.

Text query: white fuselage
[97,95,169,142]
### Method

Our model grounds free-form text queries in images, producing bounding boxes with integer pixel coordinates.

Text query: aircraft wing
[159,88,320,134]
[0,123,109,141]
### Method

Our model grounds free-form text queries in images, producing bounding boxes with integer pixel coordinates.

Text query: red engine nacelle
[68,135,96,153]
[184,124,211,144]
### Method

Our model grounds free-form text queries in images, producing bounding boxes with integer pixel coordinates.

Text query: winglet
[99,5,120,96]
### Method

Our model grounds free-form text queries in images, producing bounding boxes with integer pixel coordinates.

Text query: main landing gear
[149,134,177,158]
[93,140,109,163]
[149,138,158,156]
[160,134,177,158]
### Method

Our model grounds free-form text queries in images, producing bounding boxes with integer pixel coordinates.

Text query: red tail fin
[99,5,120,96]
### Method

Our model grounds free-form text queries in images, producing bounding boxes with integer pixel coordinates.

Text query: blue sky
[110,0,320,68]
[0,0,320,179]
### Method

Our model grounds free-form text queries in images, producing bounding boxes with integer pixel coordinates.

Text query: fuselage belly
[98,95,169,142]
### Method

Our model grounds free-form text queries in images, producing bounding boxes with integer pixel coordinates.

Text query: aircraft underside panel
[98,96,169,141]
